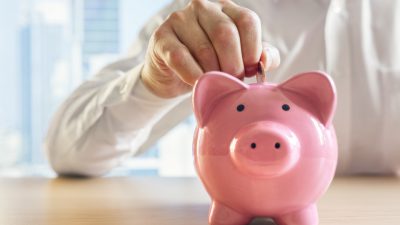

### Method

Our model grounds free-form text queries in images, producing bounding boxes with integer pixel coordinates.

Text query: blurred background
[0,0,197,177]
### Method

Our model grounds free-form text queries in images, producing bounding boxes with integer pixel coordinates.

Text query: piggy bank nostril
[274,142,281,149]
[250,143,257,149]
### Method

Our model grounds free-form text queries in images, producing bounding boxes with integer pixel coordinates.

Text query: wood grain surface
[0,176,399,225]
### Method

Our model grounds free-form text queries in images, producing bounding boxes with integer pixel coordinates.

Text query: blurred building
[0,0,196,177]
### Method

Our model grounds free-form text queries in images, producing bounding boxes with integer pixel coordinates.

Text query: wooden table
[0,176,399,225]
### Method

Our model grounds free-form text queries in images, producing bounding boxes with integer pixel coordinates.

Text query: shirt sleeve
[44,0,191,177]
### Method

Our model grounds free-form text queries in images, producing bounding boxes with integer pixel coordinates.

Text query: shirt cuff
[131,70,188,109]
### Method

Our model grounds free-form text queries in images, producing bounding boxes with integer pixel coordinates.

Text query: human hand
[141,0,279,98]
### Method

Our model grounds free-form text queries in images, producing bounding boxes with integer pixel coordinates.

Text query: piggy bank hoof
[209,201,251,225]
[274,204,319,225]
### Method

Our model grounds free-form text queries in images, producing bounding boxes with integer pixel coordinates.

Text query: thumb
[261,42,280,71]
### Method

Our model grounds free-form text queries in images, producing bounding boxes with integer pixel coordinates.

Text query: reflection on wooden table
[0,176,399,225]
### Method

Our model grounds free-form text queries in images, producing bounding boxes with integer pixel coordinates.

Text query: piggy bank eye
[282,104,290,111]
[236,104,245,112]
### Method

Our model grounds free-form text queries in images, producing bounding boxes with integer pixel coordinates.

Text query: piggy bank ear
[193,72,248,127]
[278,71,337,127]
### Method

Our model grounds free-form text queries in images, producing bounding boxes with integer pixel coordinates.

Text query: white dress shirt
[44,0,400,176]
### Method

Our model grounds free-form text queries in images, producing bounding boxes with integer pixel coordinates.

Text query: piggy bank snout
[229,122,300,177]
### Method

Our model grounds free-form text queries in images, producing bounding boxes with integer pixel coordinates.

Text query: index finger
[221,1,262,76]
[154,26,204,86]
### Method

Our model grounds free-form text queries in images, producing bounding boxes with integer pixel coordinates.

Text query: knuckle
[167,48,187,67]
[153,26,165,42]
[189,0,207,10]
[211,22,238,44]
[167,11,186,23]
[237,9,260,28]
[152,26,168,44]
[218,0,231,8]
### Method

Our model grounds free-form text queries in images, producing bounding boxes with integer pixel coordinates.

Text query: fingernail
[245,64,258,76]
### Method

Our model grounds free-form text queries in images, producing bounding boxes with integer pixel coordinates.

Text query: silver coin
[256,61,266,84]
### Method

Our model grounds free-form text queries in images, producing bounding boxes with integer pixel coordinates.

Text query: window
[0,0,196,177]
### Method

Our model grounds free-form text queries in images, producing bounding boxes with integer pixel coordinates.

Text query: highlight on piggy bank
[192,71,337,225]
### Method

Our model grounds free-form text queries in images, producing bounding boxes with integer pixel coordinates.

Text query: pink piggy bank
[192,71,337,225]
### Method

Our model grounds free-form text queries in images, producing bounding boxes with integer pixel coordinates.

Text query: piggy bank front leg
[209,201,252,225]
[274,204,318,225]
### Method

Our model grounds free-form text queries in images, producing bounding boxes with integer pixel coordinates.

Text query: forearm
[44,63,187,176]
